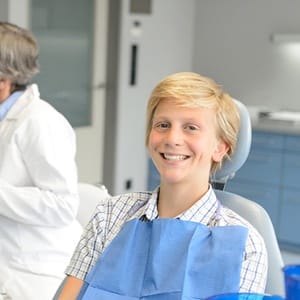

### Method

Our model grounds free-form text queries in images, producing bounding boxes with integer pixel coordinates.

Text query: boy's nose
[165,128,183,146]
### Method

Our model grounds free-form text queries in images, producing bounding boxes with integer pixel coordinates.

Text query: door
[27,0,107,184]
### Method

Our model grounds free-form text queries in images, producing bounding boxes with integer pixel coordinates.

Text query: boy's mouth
[161,153,189,161]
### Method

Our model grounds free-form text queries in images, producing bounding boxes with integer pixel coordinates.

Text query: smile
[162,153,189,161]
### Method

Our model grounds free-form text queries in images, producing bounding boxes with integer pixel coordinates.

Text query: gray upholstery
[213,100,284,296]
[213,99,252,185]
[215,190,284,296]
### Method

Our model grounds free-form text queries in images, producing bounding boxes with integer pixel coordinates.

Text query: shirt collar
[144,185,219,225]
[179,186,219,225]
[144,188,159,220]
[0,90,24,121]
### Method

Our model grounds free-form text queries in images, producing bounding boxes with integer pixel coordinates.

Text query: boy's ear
[212,140,229,162]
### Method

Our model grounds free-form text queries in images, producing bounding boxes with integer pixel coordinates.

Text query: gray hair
[0,22,39,85]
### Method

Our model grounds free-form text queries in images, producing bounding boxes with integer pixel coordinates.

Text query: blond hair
[145,72,240,173]
[0,22,39,85]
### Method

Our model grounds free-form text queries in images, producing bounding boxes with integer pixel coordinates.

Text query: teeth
[164,154,187,161]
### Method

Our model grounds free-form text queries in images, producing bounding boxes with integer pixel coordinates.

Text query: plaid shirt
[66,186,268,293]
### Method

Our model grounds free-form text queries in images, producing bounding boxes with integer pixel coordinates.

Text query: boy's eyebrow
[154,115,202,122]
[152,115,168,120]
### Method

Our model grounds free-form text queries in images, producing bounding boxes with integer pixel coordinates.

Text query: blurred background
[1,0,300,260]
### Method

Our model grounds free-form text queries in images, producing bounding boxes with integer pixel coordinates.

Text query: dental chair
[212,100,284,296]
[147,100,284,296]
[53,101,284,299]
[77,182,110,227]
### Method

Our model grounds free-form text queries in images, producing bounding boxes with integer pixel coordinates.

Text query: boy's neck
[157,182,209,218]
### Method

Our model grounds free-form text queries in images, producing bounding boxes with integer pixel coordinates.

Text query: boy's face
[148,98,228,186]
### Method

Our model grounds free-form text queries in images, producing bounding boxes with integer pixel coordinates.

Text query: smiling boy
[58,72,267,300]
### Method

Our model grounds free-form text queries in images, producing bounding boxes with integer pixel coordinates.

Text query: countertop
[252,119,300,135]
[248,106,300,135]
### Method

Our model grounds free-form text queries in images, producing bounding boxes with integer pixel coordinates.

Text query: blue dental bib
[78,218,248,300]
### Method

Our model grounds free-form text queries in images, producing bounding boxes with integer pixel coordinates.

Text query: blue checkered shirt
[65,186,268,293]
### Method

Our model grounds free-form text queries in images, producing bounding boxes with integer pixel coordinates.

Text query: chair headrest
[213,99,252,182]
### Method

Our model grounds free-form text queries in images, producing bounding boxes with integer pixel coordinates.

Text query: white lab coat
[0,85,82,300]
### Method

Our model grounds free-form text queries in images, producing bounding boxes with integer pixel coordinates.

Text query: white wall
[0,0,30,28]
[109,0,300,195]
[193,0,300,111]
[4,0,300,194]
[107,0,196,194]
[0,0,8,20]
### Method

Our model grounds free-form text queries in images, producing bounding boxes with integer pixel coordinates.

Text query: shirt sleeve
[239,226,268,293]
[65,202,106,280]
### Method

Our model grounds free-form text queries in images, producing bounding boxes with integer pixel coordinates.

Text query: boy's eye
[154,122,169,129]
[160,123,169,128]
[185,124,199,131]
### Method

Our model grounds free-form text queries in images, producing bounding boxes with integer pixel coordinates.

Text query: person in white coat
[0,22,82,300]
